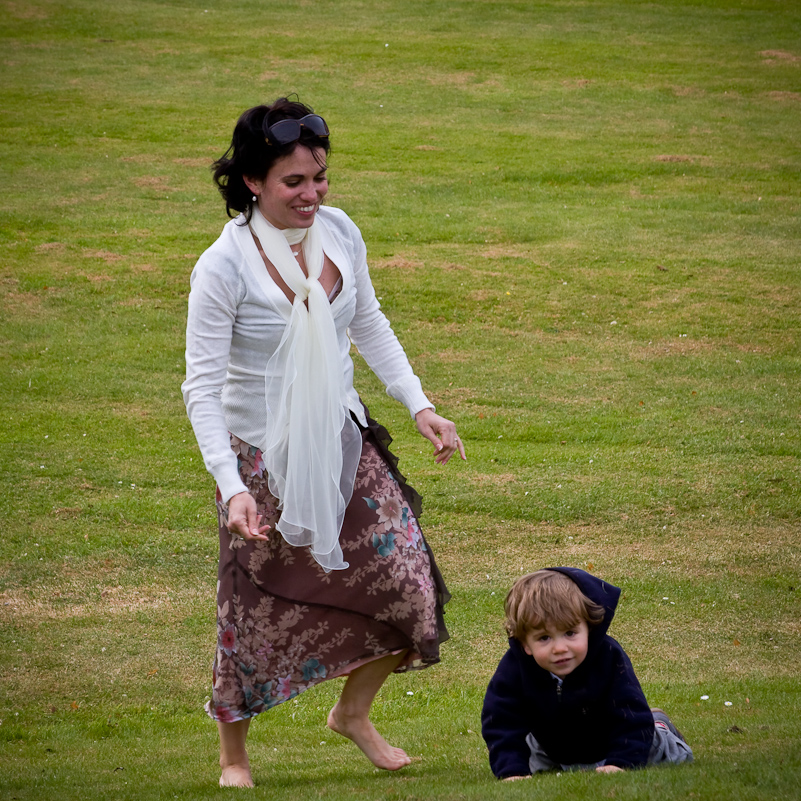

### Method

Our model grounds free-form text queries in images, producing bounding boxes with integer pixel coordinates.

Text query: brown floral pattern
[206,424,449,722]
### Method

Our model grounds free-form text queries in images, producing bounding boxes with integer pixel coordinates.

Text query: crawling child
[481,567,693,779]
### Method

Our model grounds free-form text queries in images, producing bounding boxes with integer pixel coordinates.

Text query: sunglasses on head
[263,113,330,146]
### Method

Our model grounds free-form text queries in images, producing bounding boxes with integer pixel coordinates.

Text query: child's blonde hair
[504,569,605,640]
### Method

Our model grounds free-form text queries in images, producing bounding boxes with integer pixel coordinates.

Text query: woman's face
[251,146,328,230]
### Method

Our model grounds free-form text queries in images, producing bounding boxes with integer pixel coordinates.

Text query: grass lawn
[1,0,800,798]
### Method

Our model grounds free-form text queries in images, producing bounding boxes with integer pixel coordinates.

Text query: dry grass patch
[759,50,801,63]
[422,390,480,413]
[3,288,48,312]
[132,175,175,192]
[467,471,518,488]
[435,348,472,364]
[82,249,123,264]
[561,78,593,88]
[634,338,721,359]
[0,583,191,622]
[172,157,211,168]
[766,91,801,103]
[52,507,82,519]
[0,554,212,626]
[372,256,424,270]
[78,273,114,285]
[3,1,49,20]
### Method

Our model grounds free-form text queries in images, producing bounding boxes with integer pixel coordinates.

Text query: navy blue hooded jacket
[481,567,654,778]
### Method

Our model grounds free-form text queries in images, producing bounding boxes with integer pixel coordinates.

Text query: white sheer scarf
[249,207,361,571]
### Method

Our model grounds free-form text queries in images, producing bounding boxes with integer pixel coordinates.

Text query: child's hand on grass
[502,775,531,781]
[596,765,624,774]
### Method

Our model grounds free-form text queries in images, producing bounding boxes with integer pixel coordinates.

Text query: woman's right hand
[227,492,271,542]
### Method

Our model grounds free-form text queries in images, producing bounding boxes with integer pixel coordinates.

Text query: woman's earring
[252,194,257,202]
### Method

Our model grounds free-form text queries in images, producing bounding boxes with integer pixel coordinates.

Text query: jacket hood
[545,566,620,646]
[504,567,623,681]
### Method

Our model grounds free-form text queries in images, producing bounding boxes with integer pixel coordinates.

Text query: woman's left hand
[415,408,466,465]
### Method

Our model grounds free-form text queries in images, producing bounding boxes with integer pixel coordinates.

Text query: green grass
[1,0,800,798]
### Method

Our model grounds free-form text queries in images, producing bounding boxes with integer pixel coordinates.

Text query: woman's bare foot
[327,704,411,770]
[219,762,254,788]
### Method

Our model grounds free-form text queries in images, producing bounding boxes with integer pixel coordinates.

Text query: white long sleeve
[182,206,433,502]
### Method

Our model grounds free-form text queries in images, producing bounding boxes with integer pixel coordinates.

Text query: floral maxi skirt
[206,416,450,722]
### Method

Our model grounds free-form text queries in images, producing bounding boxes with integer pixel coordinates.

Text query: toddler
[481,567,693,779]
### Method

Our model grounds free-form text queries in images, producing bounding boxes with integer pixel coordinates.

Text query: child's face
[522,620,589,678]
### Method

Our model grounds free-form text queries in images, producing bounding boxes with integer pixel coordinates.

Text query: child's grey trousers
[525,712,693,774]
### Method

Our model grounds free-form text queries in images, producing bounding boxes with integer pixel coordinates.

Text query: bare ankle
[218,719,253,786]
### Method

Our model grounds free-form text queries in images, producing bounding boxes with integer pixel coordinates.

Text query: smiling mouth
[295,205,316,213]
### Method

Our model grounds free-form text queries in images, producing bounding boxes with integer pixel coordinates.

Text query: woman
[182,97,465,788]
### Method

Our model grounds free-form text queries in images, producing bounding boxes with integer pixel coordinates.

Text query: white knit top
[182,206,433,503]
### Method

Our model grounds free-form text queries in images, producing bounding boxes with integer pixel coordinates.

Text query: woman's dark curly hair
[212,97,331,222]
